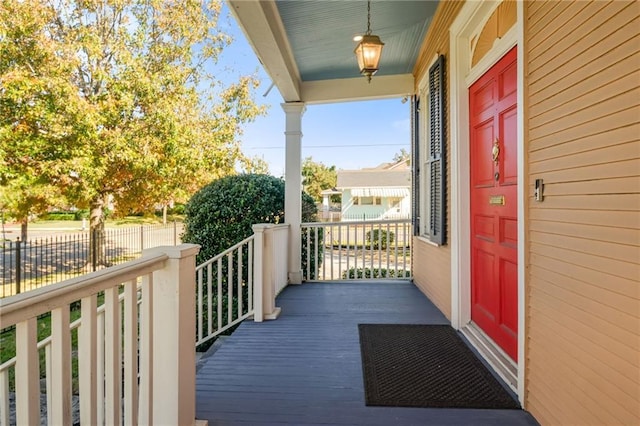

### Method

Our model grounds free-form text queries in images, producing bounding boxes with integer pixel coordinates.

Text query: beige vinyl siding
[525,1,640,424]
[410,0,463,320]
[413,238,451,318]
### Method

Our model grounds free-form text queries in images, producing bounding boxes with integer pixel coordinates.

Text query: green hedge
[42,210,89,220]
[342,267,409,279]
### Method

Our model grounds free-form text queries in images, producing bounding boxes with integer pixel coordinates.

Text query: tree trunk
[89,197,106,269]
[20,217,28,241]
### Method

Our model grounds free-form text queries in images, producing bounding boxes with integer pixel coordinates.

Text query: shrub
[74,209,89,220]
[342,267,409,279]
[43,212,76,221]
[366,229,395,250]
[169,203,185,215]
[183,174,323,280]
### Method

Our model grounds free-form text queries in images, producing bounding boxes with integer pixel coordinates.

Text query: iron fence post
[15,238,21,294]
[140,225,144,252]
[92,228,97,272]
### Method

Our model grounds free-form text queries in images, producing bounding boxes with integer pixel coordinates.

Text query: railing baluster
[217,258,222,331]
[197,267,203,342]
[313,227,319,281]
[356,223,367,278]
[15,318,39,425]
[124,280,139,425]
[386,222,390,275]
[345,223,350,278]
[97,309,105,425]
[45,344,52,426]
[138,274,153,425]
[0,370,9,426]
[323,227,328,280]
[50,306,72,425]
[79,294,98,425]
[248,239,253,312]
[404,221,407,277]
[207,263,213,337]
[329,225,334,279]
[227,254,233,326]
[369,222,374,278]
[395,221,399,277]
[378,223,382,273]
[104,286,122,425]
[237,247,243,318]
[338,223,342,280]
[305,227,311,281]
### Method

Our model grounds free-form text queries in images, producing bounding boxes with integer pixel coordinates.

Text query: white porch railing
[195,235,254,348]
[195,224,289,348]
[301,219,412,281]
[0,244,200,426]
[0,219,409,425]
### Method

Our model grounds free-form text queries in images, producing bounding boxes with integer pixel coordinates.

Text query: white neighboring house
[337,160,411,221]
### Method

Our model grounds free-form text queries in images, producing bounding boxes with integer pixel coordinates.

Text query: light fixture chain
[367,0,371,34]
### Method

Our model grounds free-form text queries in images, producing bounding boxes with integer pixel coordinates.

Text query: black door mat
[358,324,521,409]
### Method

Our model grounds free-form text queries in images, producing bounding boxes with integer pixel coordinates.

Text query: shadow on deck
[196,281,538,425]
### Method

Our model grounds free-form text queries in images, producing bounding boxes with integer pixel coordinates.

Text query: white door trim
[449,0,526,405]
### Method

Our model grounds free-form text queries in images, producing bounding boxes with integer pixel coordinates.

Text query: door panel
[501,106,518,184]
[473,248,497,319]
[469,46,518,361]
[472,121,496,187]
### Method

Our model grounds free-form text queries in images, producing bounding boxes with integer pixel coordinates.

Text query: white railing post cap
[252,223,274,232]
[142,244,200,259]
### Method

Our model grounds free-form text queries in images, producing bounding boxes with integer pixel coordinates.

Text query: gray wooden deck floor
[196,281,538,426]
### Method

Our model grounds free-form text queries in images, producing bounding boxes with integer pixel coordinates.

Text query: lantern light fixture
[354,0,384,83]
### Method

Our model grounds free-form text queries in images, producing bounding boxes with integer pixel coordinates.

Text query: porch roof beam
[300,74,415,105]
[228,0,302,102]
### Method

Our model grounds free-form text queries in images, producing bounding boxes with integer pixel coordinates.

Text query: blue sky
[216,5,411,176]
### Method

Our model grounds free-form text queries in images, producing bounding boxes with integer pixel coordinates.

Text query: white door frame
[449,0,526,404]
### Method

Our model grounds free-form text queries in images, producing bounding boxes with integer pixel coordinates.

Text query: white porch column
[282,102,306,284]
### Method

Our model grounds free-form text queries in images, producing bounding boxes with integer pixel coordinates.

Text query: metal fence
[0,222,183,298]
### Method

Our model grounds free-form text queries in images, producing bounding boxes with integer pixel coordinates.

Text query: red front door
[469,47,518,361]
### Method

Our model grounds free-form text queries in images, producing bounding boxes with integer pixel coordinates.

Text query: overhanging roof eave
[227,0,302,102]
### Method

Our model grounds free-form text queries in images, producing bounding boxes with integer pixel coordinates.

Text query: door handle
[492,138,500,163]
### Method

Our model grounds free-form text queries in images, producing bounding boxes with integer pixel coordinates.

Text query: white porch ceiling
[227,0,439,104]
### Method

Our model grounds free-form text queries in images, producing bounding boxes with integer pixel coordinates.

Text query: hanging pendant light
[354,0,384,83]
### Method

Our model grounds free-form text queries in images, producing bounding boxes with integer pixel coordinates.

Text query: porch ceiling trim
[228,0,302,102]
[301,74,414,105]
[351,188,410,198]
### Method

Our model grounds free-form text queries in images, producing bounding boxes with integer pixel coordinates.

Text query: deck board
[196,281,538,425]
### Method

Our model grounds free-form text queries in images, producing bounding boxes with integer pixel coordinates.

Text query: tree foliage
[301,157,337,204]
[0,0,266,243]
[393,148,410,164]
[0,0,93,238]
[242,155,270,174]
